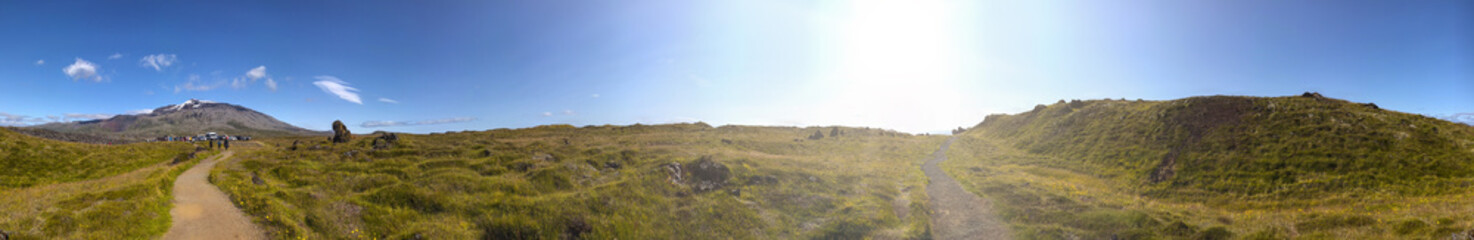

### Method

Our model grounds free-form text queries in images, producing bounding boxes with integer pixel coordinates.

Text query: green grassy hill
[945,94,1474,239]
[212,123,944,239]
[0,127,211,239]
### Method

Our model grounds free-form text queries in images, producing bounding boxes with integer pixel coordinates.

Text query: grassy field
[0,128,211,239]
[211,123,946,239]
[943,95,1474,239]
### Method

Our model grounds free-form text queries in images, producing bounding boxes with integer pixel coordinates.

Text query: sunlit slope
[0,127,196,189]
[213,123,943,239]
[972,94,1474,198]
[945,94,1474,239]
[0,127,209,239]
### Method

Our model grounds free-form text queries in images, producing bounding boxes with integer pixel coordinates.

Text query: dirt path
[924,137,1010,240]
[163,150,266,240]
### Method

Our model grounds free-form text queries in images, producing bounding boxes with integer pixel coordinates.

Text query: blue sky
[1,0,1471,133]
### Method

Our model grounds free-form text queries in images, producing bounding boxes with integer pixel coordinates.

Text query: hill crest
[966,93,1474,198]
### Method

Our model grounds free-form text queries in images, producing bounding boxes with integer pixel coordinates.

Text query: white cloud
[64,113,114,121]
[1442,112,1474,125]
[377,97,399,104]
[246,66,267,80]
[226,66,275,91]
[312,76,362,104]
[0,112,51,126]
[35,59,44,65]
[139,54,178,71]
[63,58,102,82]
[590,94,600,98]
[125,109,154,115]
[562,110,576,116]
[175,74,222,93]
[542,112,553,117]
[231,78,249,89]
[360,117,477,128]
[108,53,122,60]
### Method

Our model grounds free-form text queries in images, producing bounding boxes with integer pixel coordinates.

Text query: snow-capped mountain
[28,99,321,139]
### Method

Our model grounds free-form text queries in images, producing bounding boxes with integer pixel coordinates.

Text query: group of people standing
[209,137,231,150]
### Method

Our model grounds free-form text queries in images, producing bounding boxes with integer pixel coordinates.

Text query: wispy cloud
[63,113,114,121]
[377,97,398,104]
[175,74,223,93]
[1441,112,1474,125]
[590,93,600,98]
[229,66,276,91]
[542,112,553,117]
[312,76,362,104]
[125,109,154,115]
[361,117,477,128]
[108,53,123,60]
[0,112,52,126]
[139,54,177,71]
[231,78,249,89]
[562,110,576,116]
[35,59,44,65]
[63,58,102,82]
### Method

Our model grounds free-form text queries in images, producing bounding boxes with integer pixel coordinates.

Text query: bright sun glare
[819,0,967,132]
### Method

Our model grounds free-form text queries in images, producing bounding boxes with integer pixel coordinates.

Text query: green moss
[0,127,207,239]
[1393,219,1429,235]
[946,95,1474,239]
[214,124,945,239]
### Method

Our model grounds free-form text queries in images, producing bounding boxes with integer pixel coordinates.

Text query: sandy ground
[923,138,1012,240]
[163,150,266,240]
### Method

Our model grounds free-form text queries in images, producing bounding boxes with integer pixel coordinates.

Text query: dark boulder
[251,172,265,185]
[289,140,300,151]
[808,130,824,140]
[331,120,351,143]
[379,132,397,142]
[1301,92,1325,99]
[687,156,730,193]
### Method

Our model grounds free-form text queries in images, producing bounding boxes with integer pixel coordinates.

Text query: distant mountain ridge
[29,99,322,140]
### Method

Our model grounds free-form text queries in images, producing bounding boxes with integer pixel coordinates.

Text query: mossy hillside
[971,95,1474,198]
[213,123,944,239]
[0,127,213,239]
[0,127,199,189]
[945,95,1474,239]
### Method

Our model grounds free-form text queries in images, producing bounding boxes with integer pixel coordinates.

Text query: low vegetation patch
[945,94,1474,239]
[0,128,210,239]
[214,123,943,239]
